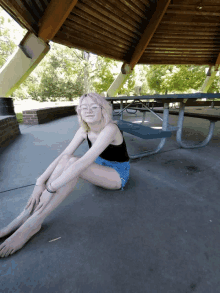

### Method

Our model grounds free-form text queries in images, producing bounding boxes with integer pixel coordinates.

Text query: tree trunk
[83,51,90,94]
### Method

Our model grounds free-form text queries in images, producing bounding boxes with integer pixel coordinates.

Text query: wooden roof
[1,0,220,69]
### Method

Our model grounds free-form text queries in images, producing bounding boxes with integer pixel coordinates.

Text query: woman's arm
[36,127,85,185]
[50,123,118,191]
[36,154,65,185]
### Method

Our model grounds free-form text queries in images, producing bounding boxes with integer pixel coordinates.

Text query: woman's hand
[25,183,46,212]
[33,189,54,215]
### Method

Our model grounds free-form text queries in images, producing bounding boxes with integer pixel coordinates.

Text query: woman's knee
[68,156,79,164]
[63,156,79,169]
[60,154,71,162]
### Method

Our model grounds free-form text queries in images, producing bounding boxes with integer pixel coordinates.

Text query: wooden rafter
[38,0,78,42]
[214,53,220,70]
[123,0,171,71]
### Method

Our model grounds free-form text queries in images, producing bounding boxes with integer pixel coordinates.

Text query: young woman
[0,93,130,257]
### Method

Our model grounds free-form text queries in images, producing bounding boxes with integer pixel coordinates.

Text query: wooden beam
[123,0,171,70]
[38,0,78,42]
[214,52,220,70]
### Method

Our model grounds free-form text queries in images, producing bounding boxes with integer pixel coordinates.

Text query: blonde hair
[76,93,117,132]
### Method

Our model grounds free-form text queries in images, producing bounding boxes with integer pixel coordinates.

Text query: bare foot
[0,215,42,257]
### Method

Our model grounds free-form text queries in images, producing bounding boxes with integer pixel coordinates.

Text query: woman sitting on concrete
[0,93,130,257]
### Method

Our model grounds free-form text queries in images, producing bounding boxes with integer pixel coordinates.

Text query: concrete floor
[0,108,220,293]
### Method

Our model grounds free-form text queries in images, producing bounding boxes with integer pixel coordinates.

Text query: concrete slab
[0,110,220,293]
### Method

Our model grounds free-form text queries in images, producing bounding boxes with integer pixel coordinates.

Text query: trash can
[0,97,16,115]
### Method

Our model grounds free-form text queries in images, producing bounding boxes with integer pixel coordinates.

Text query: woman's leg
[0,154,71,238]
[0,157,81,257]
[0,156,123,257]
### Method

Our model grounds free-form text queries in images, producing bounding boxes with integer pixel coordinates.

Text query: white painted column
[200,66,218,93]
[0,32,50,97]
[107,64,132,97]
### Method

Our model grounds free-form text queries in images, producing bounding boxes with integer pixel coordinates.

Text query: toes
[5,249,12,257]
[0,243,10,257]
[0,246,8,257]
[0,244,6,251]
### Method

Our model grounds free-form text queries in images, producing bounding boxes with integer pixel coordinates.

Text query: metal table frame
[106,94,220,159]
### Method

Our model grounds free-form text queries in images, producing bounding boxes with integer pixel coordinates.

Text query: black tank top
[87,125,129,162]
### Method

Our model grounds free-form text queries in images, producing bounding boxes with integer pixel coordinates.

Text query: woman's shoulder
[106,121,119,130]
[79,127,88,140]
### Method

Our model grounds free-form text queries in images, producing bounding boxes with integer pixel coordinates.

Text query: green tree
[92,56,118,94]
[0,13,16,68]
[118,68,136,96]
[145,65,207,94]
[14,42,85,101]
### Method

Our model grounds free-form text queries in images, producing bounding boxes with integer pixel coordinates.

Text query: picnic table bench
[113,103,178,159]
[126,104,220,152]
[107,94,220,160]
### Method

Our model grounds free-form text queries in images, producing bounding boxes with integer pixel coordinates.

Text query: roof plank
[53,32,125,61]
[60,24,130,53]
[119,0,148,17]
[126,0,171,69]
[64,18,132,48]
[73,3,140,39]
[67,12,133,44]
[94,0,142,24]
[78,0,139,35]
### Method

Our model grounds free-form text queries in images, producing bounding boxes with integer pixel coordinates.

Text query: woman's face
[80,97,102,124]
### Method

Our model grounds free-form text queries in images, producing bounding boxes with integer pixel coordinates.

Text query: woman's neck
[88,120,105,134]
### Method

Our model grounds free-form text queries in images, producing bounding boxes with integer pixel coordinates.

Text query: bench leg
[176,102,216,148]
[120,100,123,120]
[142,112,146,124]
[129,103,170,159]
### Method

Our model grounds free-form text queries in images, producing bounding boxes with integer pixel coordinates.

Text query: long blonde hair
[76,93,117,132]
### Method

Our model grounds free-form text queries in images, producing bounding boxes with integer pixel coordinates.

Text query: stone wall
[22,105,77,125]
[0,116,21,148]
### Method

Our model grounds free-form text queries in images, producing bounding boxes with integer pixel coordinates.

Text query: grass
[16,113,23,124]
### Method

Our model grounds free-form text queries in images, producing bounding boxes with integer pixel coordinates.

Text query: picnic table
[106,94,220,160]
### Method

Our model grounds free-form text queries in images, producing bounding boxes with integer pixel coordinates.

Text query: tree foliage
[145,65,208,94]
[92,56,117,94]
[0,15,16,68]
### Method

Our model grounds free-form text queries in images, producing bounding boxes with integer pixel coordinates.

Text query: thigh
[67,156,122,190]
[80,163,122,190]
[53,155,122,190]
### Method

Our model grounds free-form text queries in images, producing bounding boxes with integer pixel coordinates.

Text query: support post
[200,66,218,93]
[0,32,50,97]
[107,64,132,97]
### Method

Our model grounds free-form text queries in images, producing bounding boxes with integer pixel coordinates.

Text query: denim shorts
[94,156,130,190]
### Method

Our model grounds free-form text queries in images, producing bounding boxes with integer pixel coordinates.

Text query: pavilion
[0,0,220,98]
